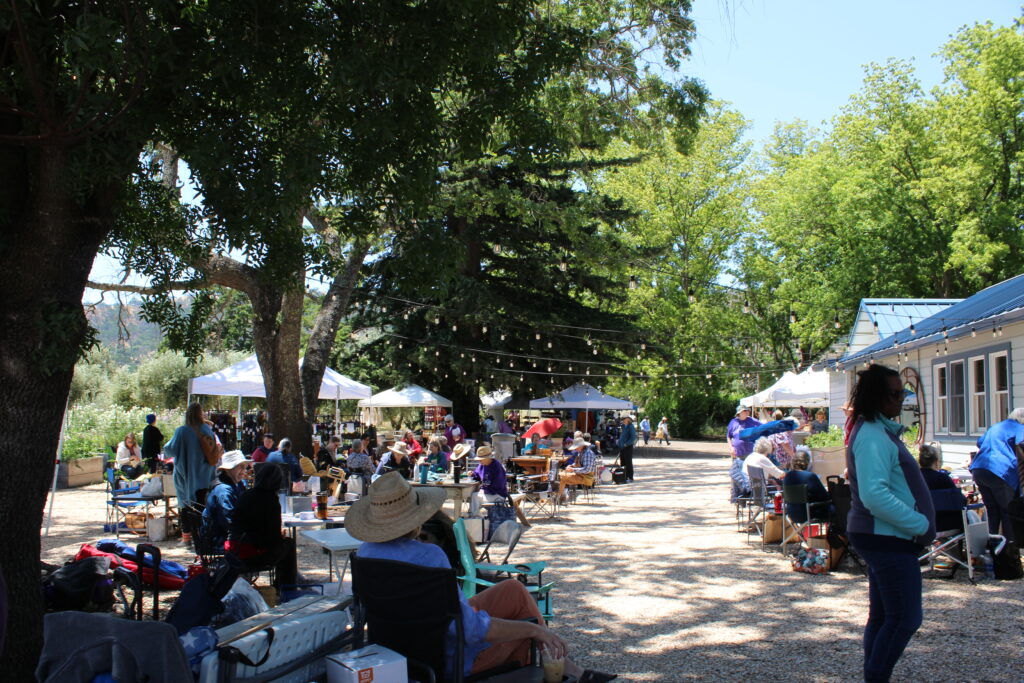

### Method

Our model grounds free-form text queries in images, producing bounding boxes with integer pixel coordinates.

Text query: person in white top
[116,432,145,479]
[743,436,785,482]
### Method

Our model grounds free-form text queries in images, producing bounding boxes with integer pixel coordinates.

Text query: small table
[299,528,363,587]
[411,481,479,518]
[282,514,346,540]
[510,457,553,476]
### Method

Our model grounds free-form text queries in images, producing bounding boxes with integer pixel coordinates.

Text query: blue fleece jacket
[618,422,637,448]
[846,415,935,546]
[971,418,1024,492]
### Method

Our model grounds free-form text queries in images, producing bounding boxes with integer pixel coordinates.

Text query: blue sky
[686,0,1020,144]
[85,1,1020,300]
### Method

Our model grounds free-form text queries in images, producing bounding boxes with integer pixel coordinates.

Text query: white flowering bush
[62,405,183,461]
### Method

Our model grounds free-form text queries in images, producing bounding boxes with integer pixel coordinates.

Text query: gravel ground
[42,440,1024,682]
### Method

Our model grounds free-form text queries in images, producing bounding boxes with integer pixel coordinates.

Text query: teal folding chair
[452,519,554,622]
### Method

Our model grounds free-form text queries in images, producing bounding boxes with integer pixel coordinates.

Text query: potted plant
[804,425,845,479]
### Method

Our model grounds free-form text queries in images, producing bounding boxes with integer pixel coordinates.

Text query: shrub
[62,405,183,461]
[641,391,738,440]
[805,425,844,449]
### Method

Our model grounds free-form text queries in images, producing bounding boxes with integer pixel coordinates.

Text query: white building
[833,275,1024,469]
[826,298,961,431]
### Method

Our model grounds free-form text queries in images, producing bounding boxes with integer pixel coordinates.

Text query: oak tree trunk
[0,145,116,679]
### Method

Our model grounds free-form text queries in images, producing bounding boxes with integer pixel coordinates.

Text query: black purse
[993,540,1024,580]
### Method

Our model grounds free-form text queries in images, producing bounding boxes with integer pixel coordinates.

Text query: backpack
[611,467,627,484]
[42,557,115,612]
[993,540,1024,581]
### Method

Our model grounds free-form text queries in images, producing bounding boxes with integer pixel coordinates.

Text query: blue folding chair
[105,468,150,539]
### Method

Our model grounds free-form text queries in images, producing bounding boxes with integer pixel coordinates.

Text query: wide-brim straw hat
[474,445,494,461]
[388,441,410,458]
[569,441,592,451]
[451,443,472,461]
[345,472,447,543]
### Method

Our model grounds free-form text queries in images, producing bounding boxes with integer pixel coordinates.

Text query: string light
[910,324,916,336]
[559,254,568,272]
[687,289,696,304]
[629,275,638,290]
[494,244,502,255]
[789,311,797,324]
[744,299,751,314]
[482,324,488,334]
[971,327,976,337]
[834,313,840,329]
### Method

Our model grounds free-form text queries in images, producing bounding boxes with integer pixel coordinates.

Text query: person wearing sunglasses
[846,364,935,683]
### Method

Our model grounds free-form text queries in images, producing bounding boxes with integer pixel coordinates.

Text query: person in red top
[402,430,423,457]
[251,433,275,463]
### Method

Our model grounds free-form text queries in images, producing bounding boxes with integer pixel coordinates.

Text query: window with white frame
[949,361,966,433]
[992,353,1009,422]
[935,365,948,432]
[970,357,987,433]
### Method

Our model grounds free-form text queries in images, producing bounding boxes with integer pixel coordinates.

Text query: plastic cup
[542,658,564,683]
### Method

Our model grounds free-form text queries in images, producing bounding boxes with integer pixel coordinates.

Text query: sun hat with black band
[345,471,447,543]
[474,445,494,461]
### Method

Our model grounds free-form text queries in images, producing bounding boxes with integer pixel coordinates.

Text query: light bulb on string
[493,244,502,255]
[482,324,488,334]
[744,299,751,314]
[433,316,440,325]
[403,312,409,320]
[592,347,598,355]
[547,341,552,349]
[641,342,646,350]
[789,311,797,324]
[629,275,637,290]
[559,254,567,272]
[910,324,916,336]
[688,289,696,304]
[971,327,976,338]
[834,313,840,329]
[535,333,541,340]
[942,326,948,340]
[690,344,696,354]
[500,333,506,341]
[452,323,458,332]
[998,326,1004,337]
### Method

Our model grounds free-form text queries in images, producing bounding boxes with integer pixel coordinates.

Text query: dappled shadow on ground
[510,455,1024,682]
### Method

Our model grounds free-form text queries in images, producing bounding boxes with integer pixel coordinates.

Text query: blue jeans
[852,543,923,683]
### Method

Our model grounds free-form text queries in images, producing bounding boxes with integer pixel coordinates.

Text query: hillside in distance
[85,300,164,364]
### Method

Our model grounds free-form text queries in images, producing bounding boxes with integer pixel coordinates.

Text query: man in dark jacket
[141,414,164,474]
[617,415,638,483]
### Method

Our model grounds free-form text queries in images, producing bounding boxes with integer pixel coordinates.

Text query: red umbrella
[522,417,562,439]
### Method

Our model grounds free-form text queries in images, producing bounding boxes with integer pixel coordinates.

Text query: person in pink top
[250,433,275,463]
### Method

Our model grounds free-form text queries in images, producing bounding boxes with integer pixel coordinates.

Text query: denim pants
[852,542,923,683]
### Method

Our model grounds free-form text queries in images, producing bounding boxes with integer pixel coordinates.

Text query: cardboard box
[327,645,407,683]
[805,535,844,570]
[762,514,782,543]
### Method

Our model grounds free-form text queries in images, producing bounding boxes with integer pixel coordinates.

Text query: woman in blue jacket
[846,364,935,683]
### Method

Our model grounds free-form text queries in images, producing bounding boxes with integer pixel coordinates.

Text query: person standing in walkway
[444,414,466,450]
[164,403,222,543]
[727,406,760,503]
[846,364,935,683]
[617,415,637,483]
[639,416,651,446]
[656,417,671,446]
[969,407,1024,542]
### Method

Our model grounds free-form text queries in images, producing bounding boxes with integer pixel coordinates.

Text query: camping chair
[745,467,773,550]
[517,464,560,520]
[919,489,998,582]
[453,519,553,623]
[350,556,543,683]
[826,476,866,574]
[479,520,524,565]
[181,503,225,569]
[105,468,151,540]
[781,484,831,556]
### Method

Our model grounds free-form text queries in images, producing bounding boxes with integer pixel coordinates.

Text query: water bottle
[773,492,783,514]
[983,552,995,579]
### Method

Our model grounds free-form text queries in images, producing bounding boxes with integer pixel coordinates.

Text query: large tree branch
[301,235,372,421]
[85,278,209,295]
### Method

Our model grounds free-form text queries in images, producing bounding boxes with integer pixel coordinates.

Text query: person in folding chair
[557,437,597,501]
[469,445,508,516]
[847,364,935,683]
[917,443,966,533]
[349,472,617,683]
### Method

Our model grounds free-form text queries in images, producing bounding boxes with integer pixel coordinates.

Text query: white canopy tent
[357,384,452,426]
[529,383,635,411]
[739,368,829,409]
[188,354,372,422]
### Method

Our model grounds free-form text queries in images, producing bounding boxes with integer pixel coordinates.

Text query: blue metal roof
[841,273,1024,366]
[859,299,962,338]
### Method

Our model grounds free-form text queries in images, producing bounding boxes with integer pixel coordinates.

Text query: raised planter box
[57,454,107,488]
[810,445,846,480]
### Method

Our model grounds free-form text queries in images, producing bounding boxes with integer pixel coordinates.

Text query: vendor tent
[739,368,828,409]
[529,383,634,411]
[357,385,452,408]
[188,355,372,423]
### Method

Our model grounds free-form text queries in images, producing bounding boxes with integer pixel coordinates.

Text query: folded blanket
[739,418,799,442]
[75,544,185,590]
[96,539,188,579]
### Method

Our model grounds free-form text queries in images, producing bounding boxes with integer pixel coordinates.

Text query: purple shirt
[445,423,465,449]
[472,460,508,497]
[728,416,762,457]
[356,538,490,677]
